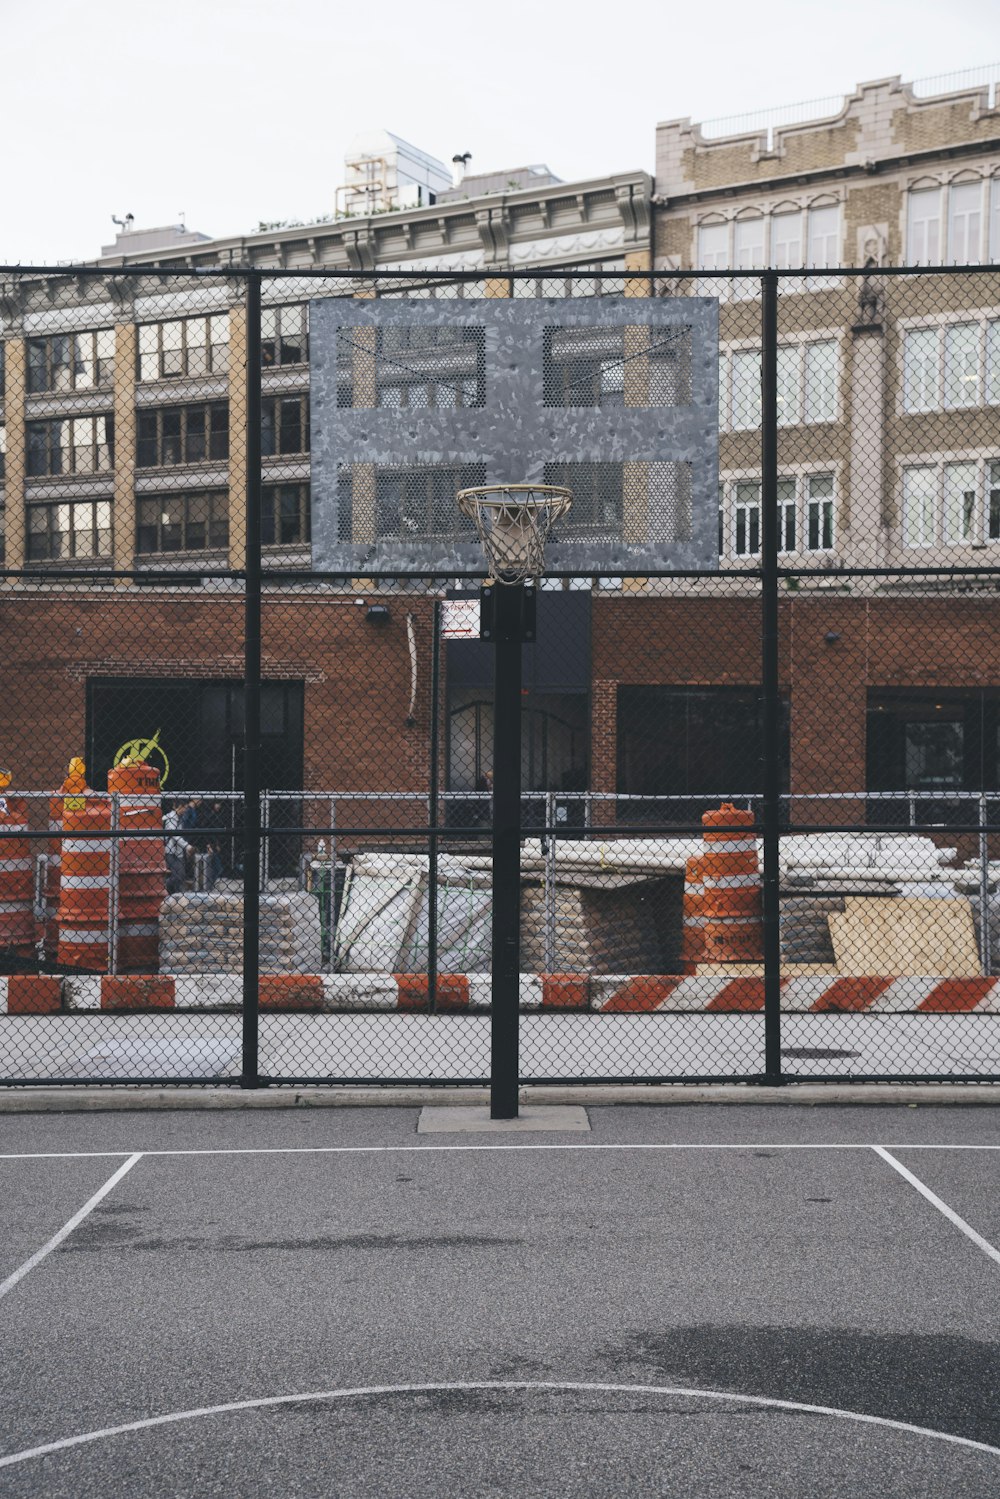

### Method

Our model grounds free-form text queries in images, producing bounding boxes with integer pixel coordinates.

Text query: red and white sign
[440,599,481,639]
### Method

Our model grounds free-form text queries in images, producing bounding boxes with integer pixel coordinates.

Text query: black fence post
[241,270,263,1088]
[760,271,783,1086]
[427,599,442,1011]
[490,583,524,1119]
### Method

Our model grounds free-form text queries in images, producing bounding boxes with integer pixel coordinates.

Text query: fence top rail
[1,262,997,281]
[8,788,1000,803]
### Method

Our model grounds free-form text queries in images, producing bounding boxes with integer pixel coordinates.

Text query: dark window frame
[261,482,310,547]
[26,331,115,394]
[137,316,230,382]
[136,490,229,554]
[27,497,113,560]
[136,403,229,468]
[25,414,114,476]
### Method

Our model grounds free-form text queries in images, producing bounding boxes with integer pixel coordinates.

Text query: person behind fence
[163,801,193,894]
[198,798,226,890]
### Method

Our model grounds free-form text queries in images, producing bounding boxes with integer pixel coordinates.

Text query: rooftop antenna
[451,152,472,187]
[111,213,135,232]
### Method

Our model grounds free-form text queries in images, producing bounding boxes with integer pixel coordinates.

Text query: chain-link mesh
[1,265,999,1086]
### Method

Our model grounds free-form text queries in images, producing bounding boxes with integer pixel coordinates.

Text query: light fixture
[824,630,841,644]
[366,604,390,624]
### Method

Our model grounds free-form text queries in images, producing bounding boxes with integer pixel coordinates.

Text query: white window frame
[898,310,1000,415]
[719,465,839,561]
[897,450,1000,548]
[906,174,1000,265]
[693,199,842,299]
[720,334,841,431]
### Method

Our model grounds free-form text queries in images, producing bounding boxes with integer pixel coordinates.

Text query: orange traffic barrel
[680,856,706,970]
[0,795,36,954]
[41,793,64,962]
[57,796,111,970]
[699,802,764,963]
[109,760,166,971]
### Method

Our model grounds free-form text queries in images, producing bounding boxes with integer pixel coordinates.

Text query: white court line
[1,1380,998,1470]
[2,1141,1000,1161]
[873,1146,1000,1271]
[0,1154,142,1304]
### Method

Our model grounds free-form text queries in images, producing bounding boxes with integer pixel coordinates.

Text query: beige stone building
[654,71,1000,572]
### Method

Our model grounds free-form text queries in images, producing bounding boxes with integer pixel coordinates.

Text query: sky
[2,0,998,266]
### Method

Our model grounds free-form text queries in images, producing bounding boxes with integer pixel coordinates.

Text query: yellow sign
[113,730,170,788]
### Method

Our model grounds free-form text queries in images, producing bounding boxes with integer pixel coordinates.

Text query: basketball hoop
[457,484,573,585]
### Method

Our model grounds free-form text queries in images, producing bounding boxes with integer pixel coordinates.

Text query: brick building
[1,76,999,838]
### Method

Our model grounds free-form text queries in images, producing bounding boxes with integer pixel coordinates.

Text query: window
[734,480,760,556]
[907,179,1000,264]
[903,327,939,411]
[262,483,310,546]
[943,323,980,407]
[902,465,937,547]
[902,319,1000,412]
[136,491,229,553]
[697,205,840,293]
[27,499,112,560]
[949,181,983,265]
[731,350,761,429]
[721,471,835,558]
[908,187,941,264]
[26,415,113,476]
[806,473,835,551]
[803,341,837,422]
[261,396,309,456]
[261,305,308,367]
[722,340,836,429]
[777,477,796,553]
[27,332,114,393]
[138,316,229,381]
[136,404,228,467]
[771,212,802,270]
[903,457,1000,548]
[733,216,764,298]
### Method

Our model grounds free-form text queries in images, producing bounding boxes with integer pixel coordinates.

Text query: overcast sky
[2,0,997,266]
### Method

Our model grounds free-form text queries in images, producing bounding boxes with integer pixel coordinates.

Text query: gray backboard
[309,295,719,574]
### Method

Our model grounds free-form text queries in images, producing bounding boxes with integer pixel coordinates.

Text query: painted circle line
[2,1381,999,1469]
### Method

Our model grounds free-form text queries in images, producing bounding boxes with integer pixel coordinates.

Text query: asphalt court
[1,1106,1000,1496]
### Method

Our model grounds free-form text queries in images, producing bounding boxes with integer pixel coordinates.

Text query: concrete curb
[0,1083,999,1113]
[52,972,1000,1015]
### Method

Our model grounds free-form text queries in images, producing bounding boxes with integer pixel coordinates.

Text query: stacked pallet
[159,893,322,974]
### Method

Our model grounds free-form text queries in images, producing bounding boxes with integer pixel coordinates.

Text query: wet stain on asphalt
[600,1325,1000,1448]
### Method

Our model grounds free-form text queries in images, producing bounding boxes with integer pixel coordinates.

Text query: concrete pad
[417,1104,591,1133]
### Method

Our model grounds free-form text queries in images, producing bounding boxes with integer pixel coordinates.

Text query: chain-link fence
[1,263,999,1087]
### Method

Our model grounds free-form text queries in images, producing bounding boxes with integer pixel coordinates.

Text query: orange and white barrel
[40,793,65,962]
[0,796,36,955]
[680,856,706,971]
[109,761,166,971]
[57,797,111,970]
[699,802,764,963]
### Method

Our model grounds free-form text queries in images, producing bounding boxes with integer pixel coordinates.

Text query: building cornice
[87,171,652,275]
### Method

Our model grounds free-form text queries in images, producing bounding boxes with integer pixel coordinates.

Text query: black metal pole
[760,272,783,1086]
[427,600,442,1011]
[490,583,523,1119]
[241,271,263,1088]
